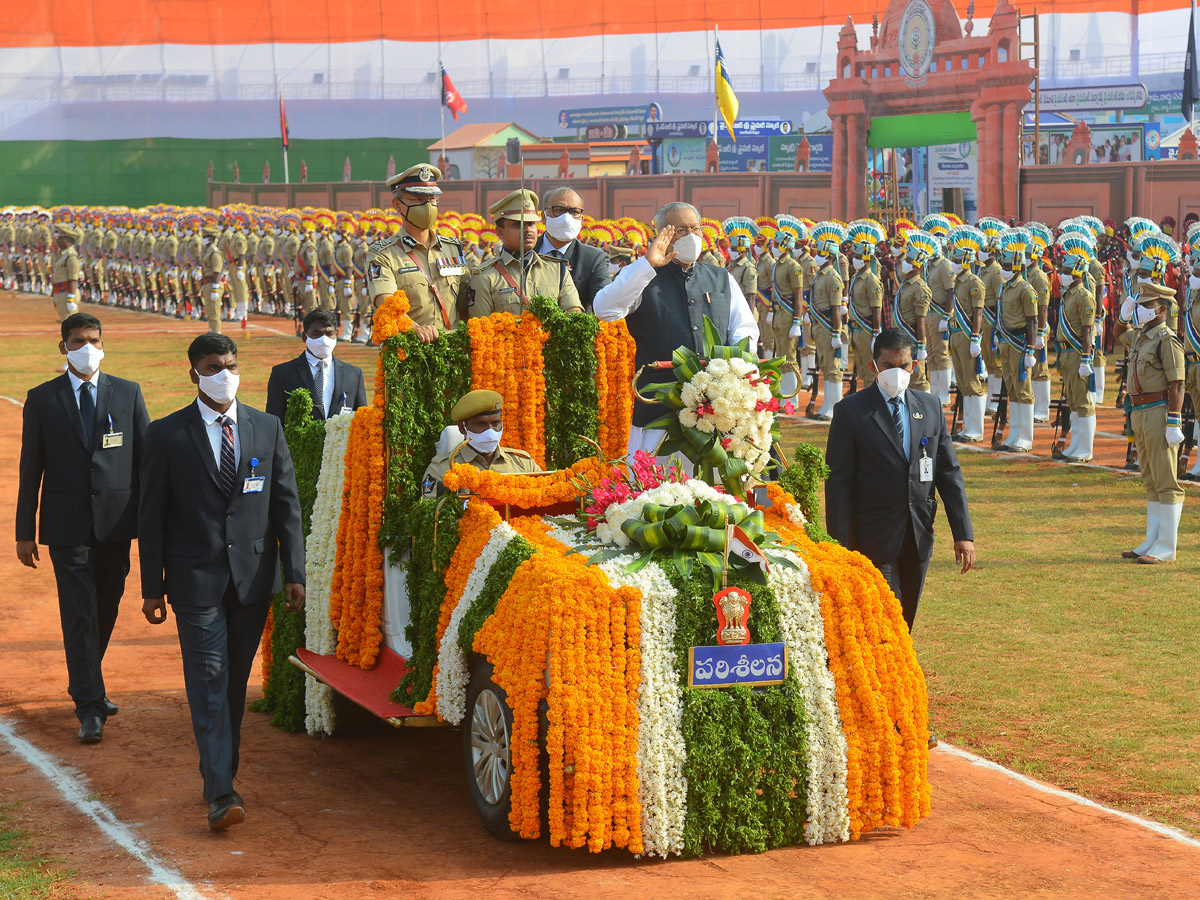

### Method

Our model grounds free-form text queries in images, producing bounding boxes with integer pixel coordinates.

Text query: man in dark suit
[265,309,367,421]
[17,312,149,744]
[536,186,611,311]
[139,332,305,831]
[825,328,976,635]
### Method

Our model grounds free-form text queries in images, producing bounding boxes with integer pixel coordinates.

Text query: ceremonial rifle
[1050,379,1071,458]
[990,379,1009,450]
[1178,393,1196,478]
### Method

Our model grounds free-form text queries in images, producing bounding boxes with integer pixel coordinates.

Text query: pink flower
[721,437,733,450]
[783,400,796,415]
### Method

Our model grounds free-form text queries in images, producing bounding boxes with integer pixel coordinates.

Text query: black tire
[464,661,520,840]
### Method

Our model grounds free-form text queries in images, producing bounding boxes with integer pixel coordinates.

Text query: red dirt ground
[2,296,1199,899]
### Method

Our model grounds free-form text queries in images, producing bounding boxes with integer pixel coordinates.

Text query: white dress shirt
[67,369,100,409]
[305,350,336,415]
[592,256,760,346]
[196,397,240,471]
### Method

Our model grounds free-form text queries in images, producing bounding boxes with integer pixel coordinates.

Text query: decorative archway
[823,0,1034,221]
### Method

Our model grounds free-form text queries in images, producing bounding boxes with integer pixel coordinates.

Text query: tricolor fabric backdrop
[0,0,1195,205]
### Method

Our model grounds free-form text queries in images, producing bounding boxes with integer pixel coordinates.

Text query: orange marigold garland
[372,289,414,342]
[595,321,636,460]
[329,406,388,670]
[259,605,275,684]
[761,488,930,838]
[467,311,549,467]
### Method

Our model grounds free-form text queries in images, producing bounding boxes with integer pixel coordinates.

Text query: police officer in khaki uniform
[1053,234,1098,462]
[1181,236,1200,480]
[919,215,954,406]
[50,223,82,321]
[895,229,937,393]
[1025,225,1055,422]
[369,164,470,343]
[722,219,758,338]
[421,390,539,498]
[770,216,806,397]
[467,189,582,318]
[807,221,847,420]
[845,220,887,389]
[1120,280,1185,563]
[994,229,1038,451]
[200,225,225,333]
[944,225,988,442]
[977,221,1006,413]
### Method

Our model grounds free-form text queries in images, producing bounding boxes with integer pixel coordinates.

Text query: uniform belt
[53,281,71,293]
[1129,390,1168,406]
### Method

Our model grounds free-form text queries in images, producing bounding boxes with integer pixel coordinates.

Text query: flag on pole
[279,94,290,149]
[1184,0,1199,122]
[442,64,468,121]
[715,38,739,142]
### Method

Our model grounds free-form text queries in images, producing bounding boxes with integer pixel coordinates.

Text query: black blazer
[138,401,305,607]
[265,353,367,422]
[560,240,611,312]
[825,386,973,563]
[17,372,149,546]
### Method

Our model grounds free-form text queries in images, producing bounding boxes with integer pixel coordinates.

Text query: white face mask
[978,250,991,262]
[874,365,911,399]
[466,426,503,455]
[813,254,828,267]
[999,269,1016,282]
[852,258,866,270]
[1189,274,1200,290]
[1134,304,1159,326]
[891,246,903,259]
[607,262,621,277]
[1137,274,1154,285]
[196,368,239,405]
[305,334,337,359]
[1127,252,1137,268]
[949,261,964,275]
[544,212,582,243]
[770,246,783,258]
[66,343,104,376]
[900,260,914,275]
[672,232,703,265]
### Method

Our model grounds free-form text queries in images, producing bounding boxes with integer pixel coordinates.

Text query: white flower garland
[768,549,850,845]
[595,478,729,548]
[302,414,354,736]
[547,523,688,858]
[677,356,774,473]
[434,521,518,725]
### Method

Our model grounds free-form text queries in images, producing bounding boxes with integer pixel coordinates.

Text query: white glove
[1166,425,1185,447]
[788,323,802,339]
[830,335,843,349]
[1033,334,1045,350]
[1078,362,1093,378]
[360,287,368,297]
[916,348,928,362]
[65,301,78,314]
[1024,352,1037,369]
[937,318,949,333]
[968,340,981,358]
[304,284,314,294]
[343,286,352,297]
[236,267,244,278]
[766,312,773,326]
[1120,297,1137,322]
[209,290,220,301]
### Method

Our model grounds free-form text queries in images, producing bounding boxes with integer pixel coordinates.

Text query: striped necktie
[218,415,237,494]
[313,359,326,417]
[889,396,904,441]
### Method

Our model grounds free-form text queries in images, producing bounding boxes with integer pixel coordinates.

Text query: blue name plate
[688,643,787,689]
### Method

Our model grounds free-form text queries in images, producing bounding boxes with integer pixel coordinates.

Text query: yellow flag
[715,39,739,142]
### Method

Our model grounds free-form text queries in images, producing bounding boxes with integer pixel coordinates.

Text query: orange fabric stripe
[0,0,1182,49]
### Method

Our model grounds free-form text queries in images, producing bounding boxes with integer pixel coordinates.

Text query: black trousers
[172,582,271,804]
[872,523,930,632]
[47,539,130,722]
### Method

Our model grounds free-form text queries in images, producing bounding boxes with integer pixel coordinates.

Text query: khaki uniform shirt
[999,277,1037,332]
[1057,280,1095,348]
[754,253,774,304]
[926,257,955,313]
[296,236,318,278]
[202,243,225,280]
[334,239,353,278]
[810,265,843,313]
[797,250,817,290]
[896,275,931,332]
[1131,321,1185,393]
[771,251,802,311]
[102,229,118,255]
[951,271,985,332]
[467,247,581,318]
[1027,265,1051,315]
[728,255,756,301]
[848,266,883,328]
[258,233,275,264]
[280,232,301,266]
[421,443,539,498]
[368,231,469,331]
[52,246,80,283]
[981,259,1003,310]
[228,230,247,265]
[317,234,336,278]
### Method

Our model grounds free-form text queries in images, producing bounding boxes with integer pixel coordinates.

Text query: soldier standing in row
[894,229,936,393]
[770,216,806,398]
[807,221,847,420]
[1052,233,1099,462]
[945,225,988,443]
[977,218,1005,414]
[1025,223,1054,423]
[919,214,955,407]
[200,225,225,333]
[50,223,82,321]
[994,229,1038,452]
[844,220,886,389]
[1181,228,1200,481]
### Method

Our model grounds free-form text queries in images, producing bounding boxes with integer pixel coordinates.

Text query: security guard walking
[467,189,582,317]
[422,390,539,498]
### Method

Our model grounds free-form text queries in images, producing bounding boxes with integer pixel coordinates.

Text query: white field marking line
[0,395,24,407]
[938,741,1200,851]
[0,715,219,900]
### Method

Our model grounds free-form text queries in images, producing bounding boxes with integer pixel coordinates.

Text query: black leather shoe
[77,717,104,744]
[928,734,939,750]
[207,794,245,831]
[103,697,119,717]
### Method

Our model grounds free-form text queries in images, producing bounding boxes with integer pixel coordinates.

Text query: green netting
[0,137,428,207]
[866,112,977,149]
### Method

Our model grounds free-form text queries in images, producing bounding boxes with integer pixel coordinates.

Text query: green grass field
[0,806,67,900]
[5,298,1198,838]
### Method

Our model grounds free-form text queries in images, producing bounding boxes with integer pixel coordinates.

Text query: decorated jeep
[255,291,931,858]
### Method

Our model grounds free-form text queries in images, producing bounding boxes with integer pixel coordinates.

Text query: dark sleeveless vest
[625,261,732,427]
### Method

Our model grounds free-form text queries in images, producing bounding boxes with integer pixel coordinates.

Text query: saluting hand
[644,226,679,268]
